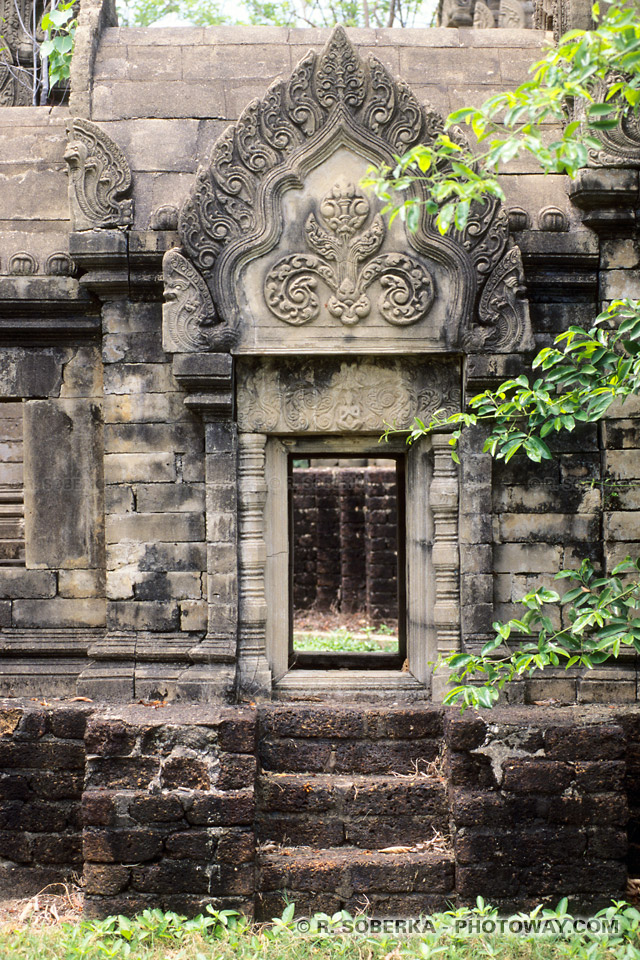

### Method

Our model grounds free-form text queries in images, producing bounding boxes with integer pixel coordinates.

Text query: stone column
[237,433,272,699]
[430,433,461,702]
[172,354,237,701]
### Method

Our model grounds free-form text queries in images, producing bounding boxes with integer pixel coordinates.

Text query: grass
[2,900,640,960]
[293,625,398,653]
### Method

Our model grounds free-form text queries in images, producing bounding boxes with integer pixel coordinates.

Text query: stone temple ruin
[0,0,640,918]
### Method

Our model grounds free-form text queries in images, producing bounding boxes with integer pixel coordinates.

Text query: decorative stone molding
[163,248,235,353]
[150,205,179,231]
[534,0,593,38]
[498,0,533,28]
[237,433,272,698]
[0,0,42,106]
[583,78,640,169]
[429,433,461,702]
[473,1,496,26]
[508,207,530,232]
[64,118,133,231]
[438,0,474,26]
[9,253,38,276]
[538,206,568,232]
[45,253,76,277]
[236,356,461,434]
[173,27,531,355]
[465,247,533,352]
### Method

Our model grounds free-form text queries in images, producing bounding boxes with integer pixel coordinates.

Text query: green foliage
[116,0,433,29]
[364,1,640,234]
[393,298,640,465]
[443,557,640,710]
[40,1,77,88]
[293,626,396,652]
[3,900,640,959]
[367,0,640,710]
[117,0,227,27]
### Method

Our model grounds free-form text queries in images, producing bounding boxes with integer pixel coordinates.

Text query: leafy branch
[387,298,640,464]
[40,0,77,89]
[363,1,640,235]
[444,557,640,710]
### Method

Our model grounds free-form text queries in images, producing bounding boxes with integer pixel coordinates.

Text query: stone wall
[0,699,636,916]
[0,700,91,898]
[292,466,399,622]
[82,704,256,917]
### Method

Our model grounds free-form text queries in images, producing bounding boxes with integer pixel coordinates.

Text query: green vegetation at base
[2,900,640,960]
[293,626,398,653]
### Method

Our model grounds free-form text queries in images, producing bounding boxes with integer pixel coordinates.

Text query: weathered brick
[216,753,256,790]
[161,757,211,790]
[85,719,137,757]
[501,759,572,795]
[186,791,254,826]
[217,830,254,863]
[83,863,131,895]
[544,725,624,760]
[83,829,164,864]
[164,829,217,860]
[129,795,184,823]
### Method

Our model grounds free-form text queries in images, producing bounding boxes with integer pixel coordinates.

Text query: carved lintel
[236,356,461,434]
[64,118,133,231]
[163,248,236,352]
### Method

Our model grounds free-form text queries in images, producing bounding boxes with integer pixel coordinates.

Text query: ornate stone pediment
[169,27,531,355]
[65,119,134,231]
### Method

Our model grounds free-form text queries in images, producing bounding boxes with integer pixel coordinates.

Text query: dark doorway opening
[289,455,406,670]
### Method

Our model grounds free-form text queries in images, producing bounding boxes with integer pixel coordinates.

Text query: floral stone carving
[236,356,460,433]
[265,182,435,327]
[64,118,134,231]
[171,26,531,354]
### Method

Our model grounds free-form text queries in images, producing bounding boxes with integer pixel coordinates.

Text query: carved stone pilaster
[430,433,461,703]
[237,434,272,698]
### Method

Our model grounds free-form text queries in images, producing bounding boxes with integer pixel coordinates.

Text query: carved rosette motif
[171,26,530,354]
[64,119,134,231]
[265,182,435,327]
[236,357,460,434]
[162,248,235,353]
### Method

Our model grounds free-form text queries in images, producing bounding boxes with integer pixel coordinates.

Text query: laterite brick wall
[292,466,399,622]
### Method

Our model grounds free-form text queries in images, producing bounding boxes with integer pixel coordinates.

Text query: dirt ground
[0,882,83,929]
[293,608,398,636]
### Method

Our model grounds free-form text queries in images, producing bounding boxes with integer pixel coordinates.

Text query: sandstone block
[58,569,105,599]
[104,453,175,483]
[180,600,207,632]
[12,598,105,628]
[106,513,204,543]
[0,569,56,599]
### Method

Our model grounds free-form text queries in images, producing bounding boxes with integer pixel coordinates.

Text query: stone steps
[255,703,453,918]
[256,772,449,848]
[256,846,455,919]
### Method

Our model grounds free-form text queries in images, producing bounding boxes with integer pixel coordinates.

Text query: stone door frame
[235,424,460,701]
